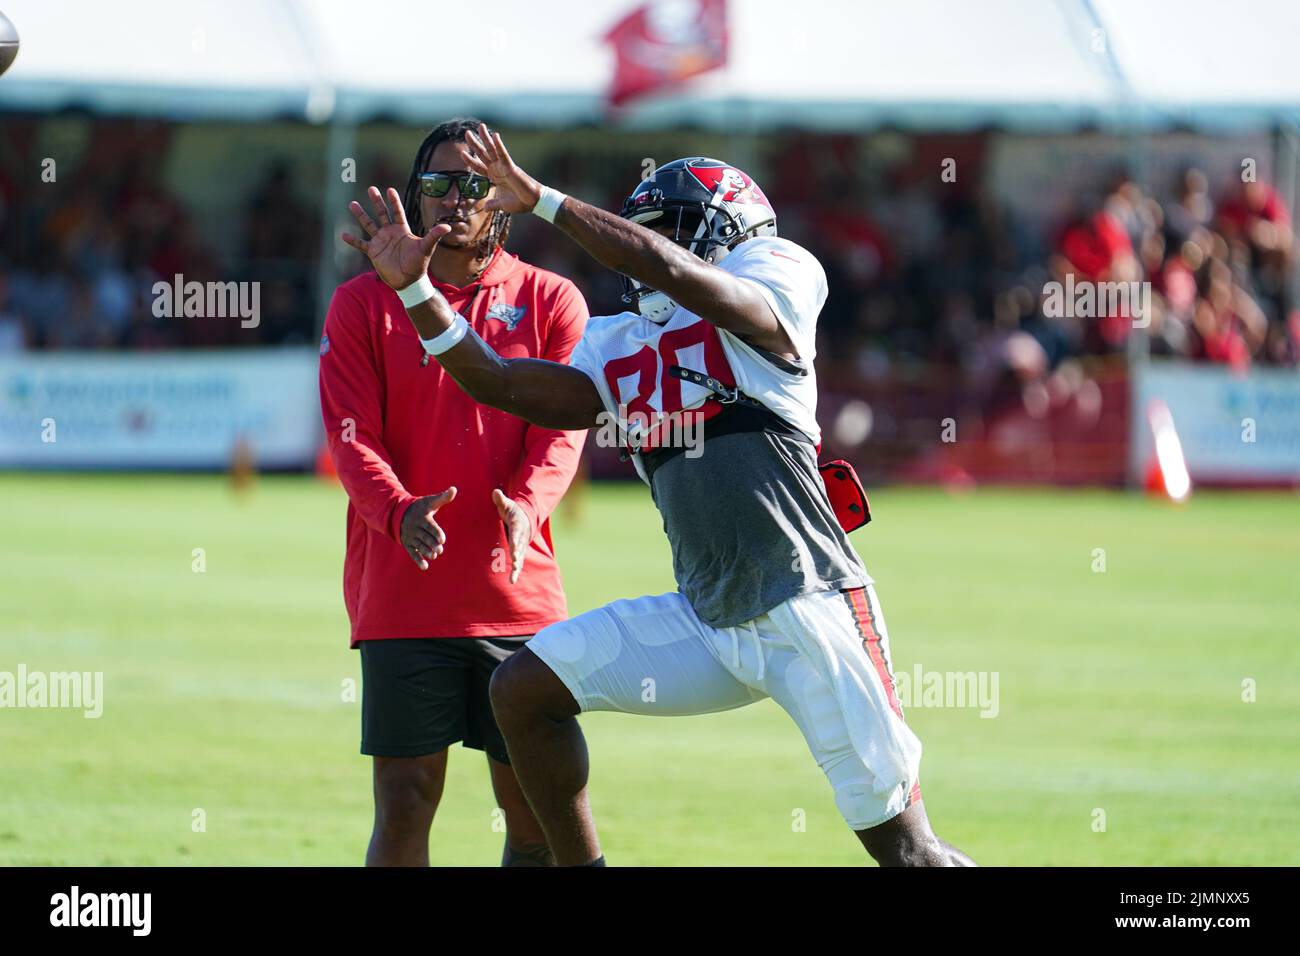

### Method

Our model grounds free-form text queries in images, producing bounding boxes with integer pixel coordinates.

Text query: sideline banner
[1132,362,1300,485]
[0,349,320,469]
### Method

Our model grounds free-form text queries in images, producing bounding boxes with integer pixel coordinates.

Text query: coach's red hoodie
[318,250,588,644]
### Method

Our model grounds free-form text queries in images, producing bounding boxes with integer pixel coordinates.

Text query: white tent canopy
[0,0,1297,130]
[1093,0,1300,130]
[0,0,326,120]
[310,0,1118,129]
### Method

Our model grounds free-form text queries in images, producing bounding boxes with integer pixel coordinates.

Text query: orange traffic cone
[315,443,338,482]
[1144,399,1191,503]
[229,436,257,496]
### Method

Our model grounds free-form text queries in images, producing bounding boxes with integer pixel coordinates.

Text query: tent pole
[1278,122,1300,313]
[315,117,357,343]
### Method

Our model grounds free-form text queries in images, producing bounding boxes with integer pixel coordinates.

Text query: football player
[341,124,975,867]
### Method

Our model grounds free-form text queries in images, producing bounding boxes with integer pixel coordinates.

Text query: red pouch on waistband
[818,459,872,533]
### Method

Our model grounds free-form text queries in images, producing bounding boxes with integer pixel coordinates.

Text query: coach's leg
[488,755,554,866]
[489,649,601,866]
[366,750,448,866]
[856,801,976,867]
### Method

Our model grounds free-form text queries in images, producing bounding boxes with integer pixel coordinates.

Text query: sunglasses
[419,171,491,201]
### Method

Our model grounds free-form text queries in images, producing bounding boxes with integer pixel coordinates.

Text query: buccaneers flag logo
[603,0,728,108]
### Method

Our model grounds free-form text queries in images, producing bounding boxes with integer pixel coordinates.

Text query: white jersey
[570,236,827,483]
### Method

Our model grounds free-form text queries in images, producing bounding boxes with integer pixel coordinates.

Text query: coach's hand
[400,487,457,571]
[463,123,543,215]
[492,489,532,585]
[342,186,452,291]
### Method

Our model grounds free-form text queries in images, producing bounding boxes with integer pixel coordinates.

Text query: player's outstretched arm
[341,186,603,431]
[463,125,794,357]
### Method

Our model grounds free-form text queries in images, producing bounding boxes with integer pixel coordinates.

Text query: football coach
[319,118,588,866]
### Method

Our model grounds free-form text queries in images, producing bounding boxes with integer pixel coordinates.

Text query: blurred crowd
[2,120,1297,380]
[520,138,1299,376]
[1029,167,1295,371]
[0,120,318,351]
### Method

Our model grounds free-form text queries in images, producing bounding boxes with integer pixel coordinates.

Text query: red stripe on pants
[844,588,922,808]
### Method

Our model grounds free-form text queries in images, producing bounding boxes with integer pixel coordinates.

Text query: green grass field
[1,473,1297,866]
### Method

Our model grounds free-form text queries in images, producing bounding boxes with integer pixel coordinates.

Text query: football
[0,11,19,77]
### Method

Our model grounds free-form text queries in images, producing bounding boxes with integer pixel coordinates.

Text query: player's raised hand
[400,487,457,571]
[463,123,543,215]
[341,186,451,291]
[492,489,532,584]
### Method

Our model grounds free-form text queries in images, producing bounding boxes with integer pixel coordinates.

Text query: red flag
[604,0,728,108]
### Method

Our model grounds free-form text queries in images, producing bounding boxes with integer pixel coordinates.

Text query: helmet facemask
[620,200,744,323]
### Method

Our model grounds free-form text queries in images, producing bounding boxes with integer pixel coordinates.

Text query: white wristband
[397,274,436,308]
[533,185,568,223]
[420,315,469,356]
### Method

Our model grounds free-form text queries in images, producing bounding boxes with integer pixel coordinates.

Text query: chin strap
[638,290,678,324]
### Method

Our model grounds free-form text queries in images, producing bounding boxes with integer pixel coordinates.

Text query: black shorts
[358,636,530,763]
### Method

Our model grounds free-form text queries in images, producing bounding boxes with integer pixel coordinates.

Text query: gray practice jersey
[647,423,868,628]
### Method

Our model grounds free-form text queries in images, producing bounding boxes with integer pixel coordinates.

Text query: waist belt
[667,365,769,411]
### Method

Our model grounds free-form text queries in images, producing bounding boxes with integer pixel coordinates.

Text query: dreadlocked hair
[402,117,512,261]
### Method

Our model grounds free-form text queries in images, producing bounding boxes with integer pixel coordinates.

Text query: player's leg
[754,585,976,866]
[358,638,469,866]
[465,636,553,866]
[487,755,553,866]
[490,592,766,866]
[842,585,976,866]
[856,800,977,866]
[488,650,598,865]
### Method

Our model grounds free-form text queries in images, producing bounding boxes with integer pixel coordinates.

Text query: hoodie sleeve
[507,278,590,535]
[318,284,416,542]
